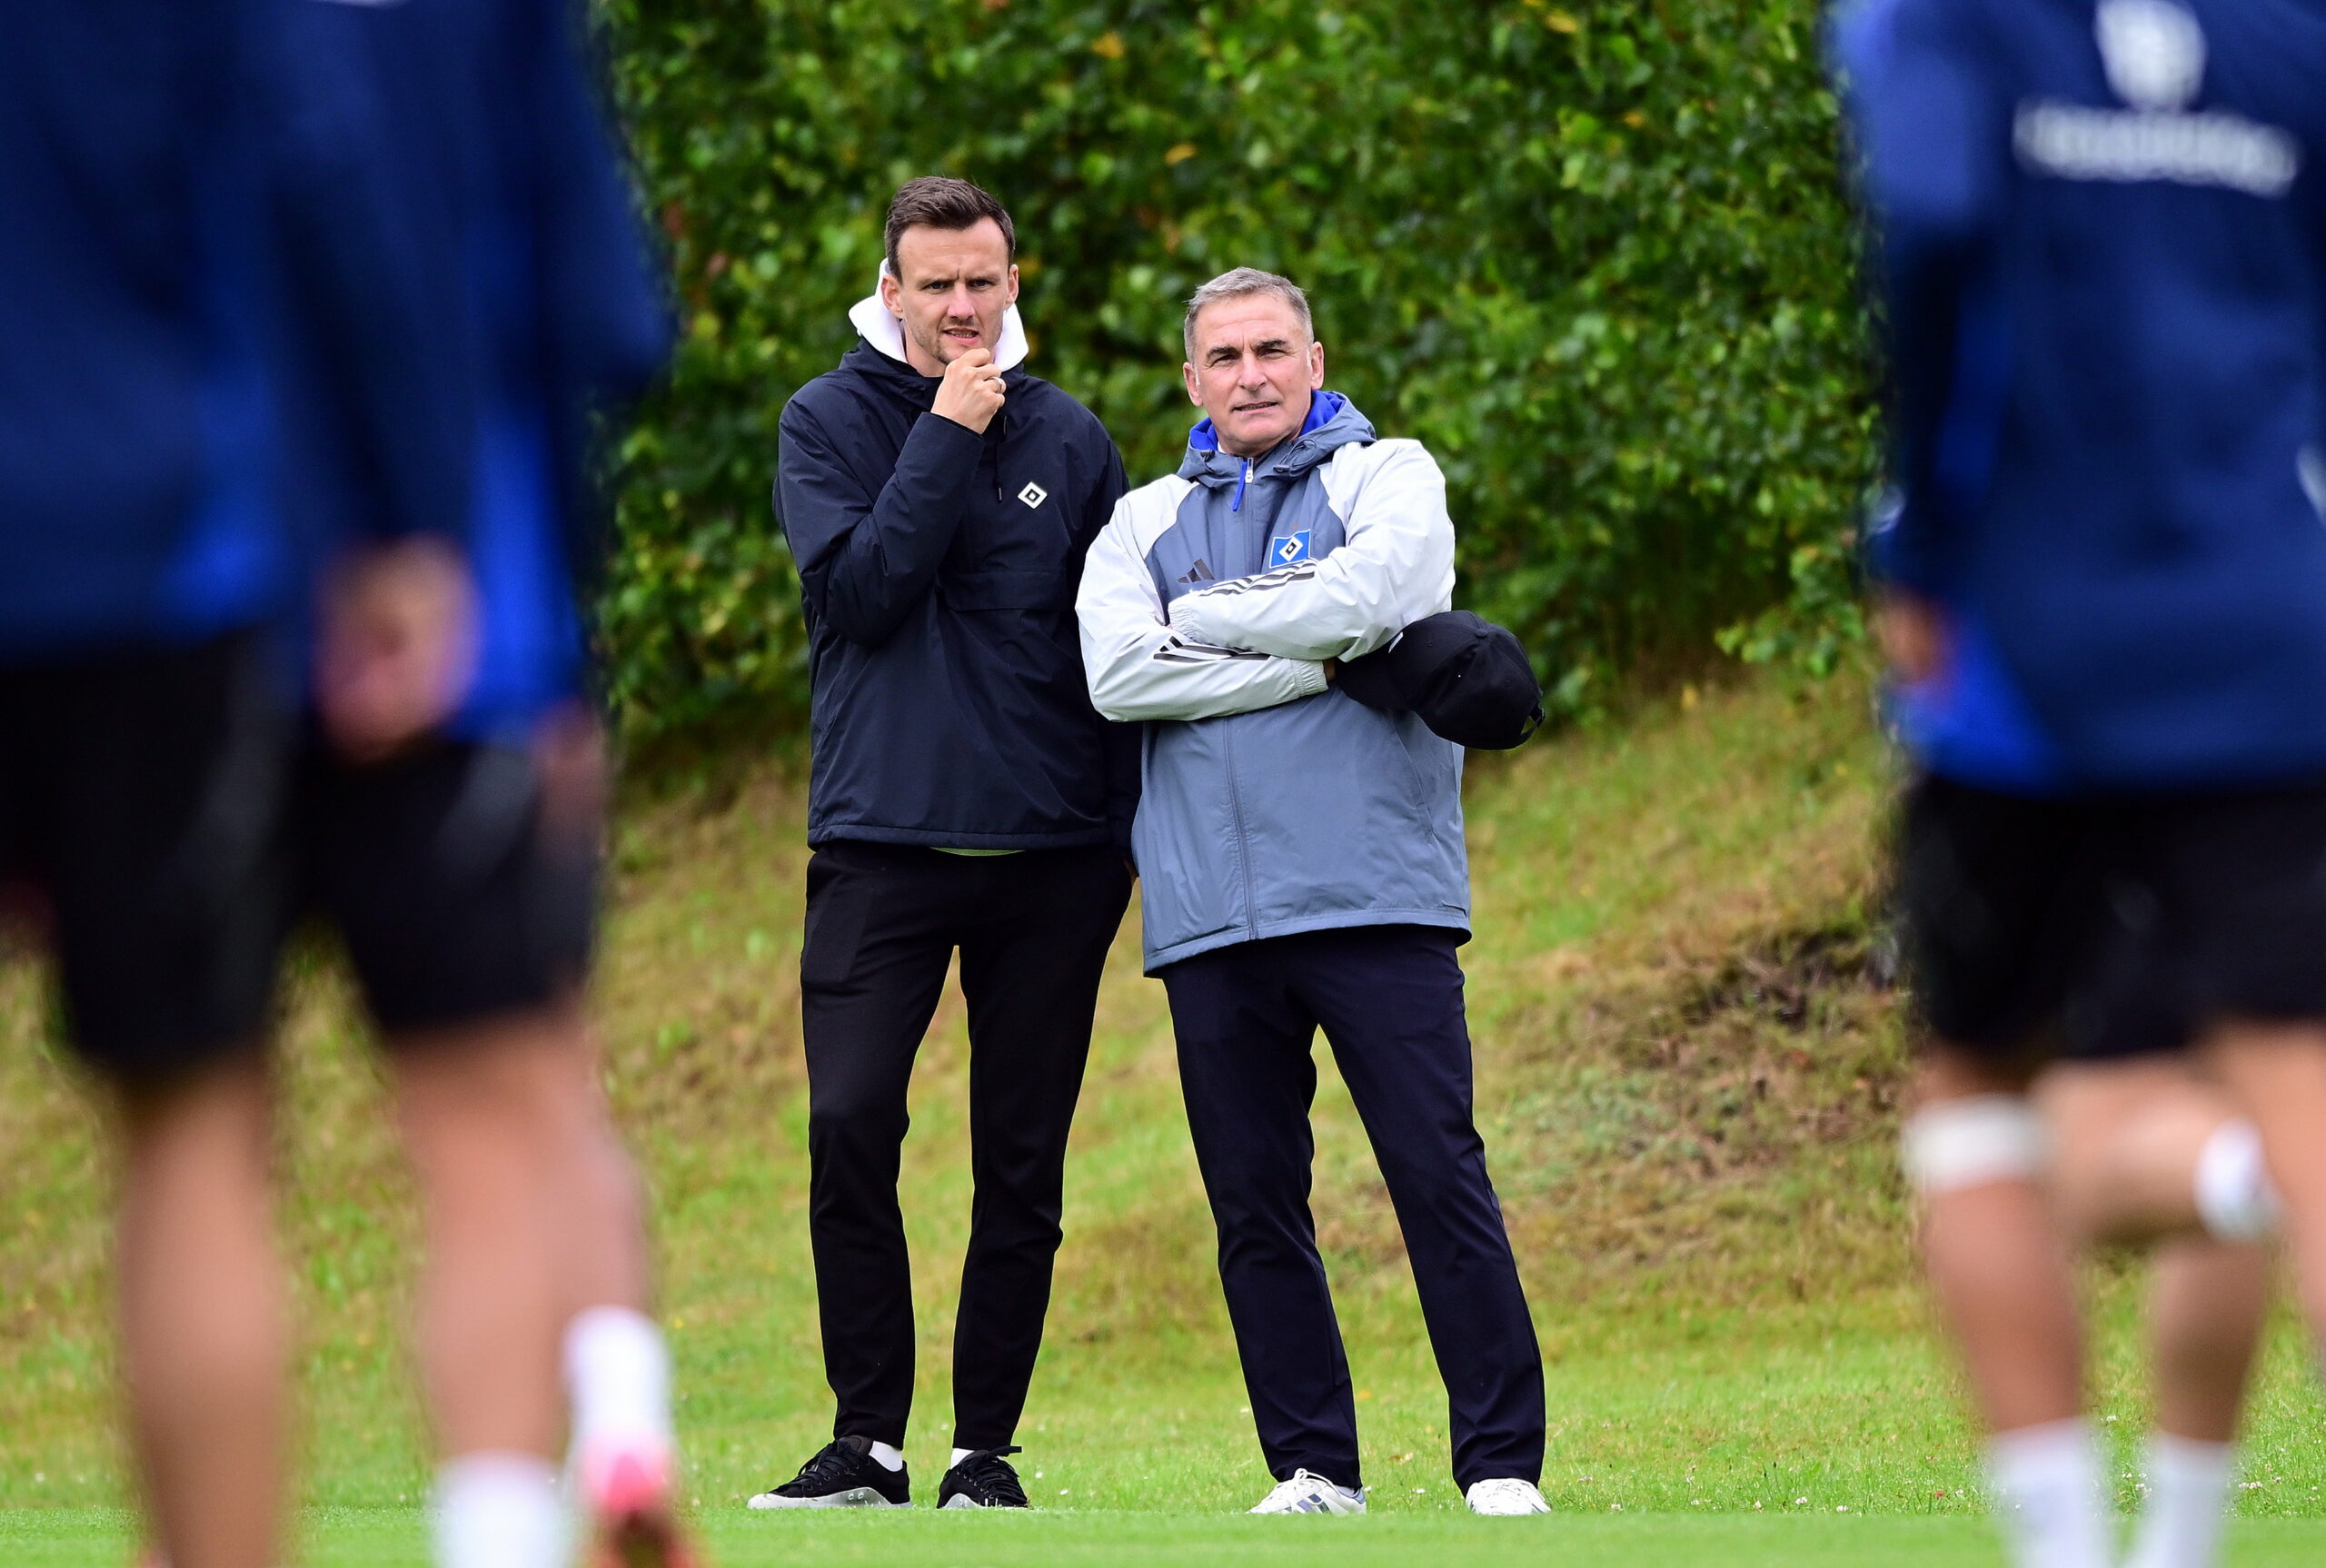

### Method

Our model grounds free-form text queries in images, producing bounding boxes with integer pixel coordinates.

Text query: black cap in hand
[1336,610,1546,750]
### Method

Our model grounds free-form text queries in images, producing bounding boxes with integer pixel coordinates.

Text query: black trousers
[1161,924,1546,1492]
[800,840,1131,1451]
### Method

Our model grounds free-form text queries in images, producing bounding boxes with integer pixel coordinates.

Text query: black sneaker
[746,1435,910,1509]
[938,1446,1029,1510]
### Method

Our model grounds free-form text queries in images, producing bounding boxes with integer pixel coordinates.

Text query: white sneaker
[1466,1477,1551,1515]
[1248,1469,1367,1514]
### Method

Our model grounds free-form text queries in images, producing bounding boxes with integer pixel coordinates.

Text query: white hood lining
[849,260,1029,372]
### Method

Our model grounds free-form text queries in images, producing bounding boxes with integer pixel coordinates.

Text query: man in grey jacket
[1076,268,1548,1517]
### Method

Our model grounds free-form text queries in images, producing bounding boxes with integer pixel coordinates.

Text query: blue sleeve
[775,399,986,647]
[2314,176,2326,462]
[266,8,474,548]
[1834,0,2009,596]
[525,0,673,592]
[530,0,671,412]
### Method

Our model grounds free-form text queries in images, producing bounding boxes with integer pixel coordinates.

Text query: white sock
[562,1306,674,1452]
[867,1441,905,1473]
[1985,1419,2113,1568]
[2126,1433,2236,1568]
[2194,1121,2281,1243]
[950,1447,976,1468]
[431,1453,566,1568]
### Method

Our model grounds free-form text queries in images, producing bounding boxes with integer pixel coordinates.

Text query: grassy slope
[2,672,2322,1560]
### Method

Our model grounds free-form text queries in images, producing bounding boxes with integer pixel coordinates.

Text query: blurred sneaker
[937,1447,1029,1510]
[1466,1477,1551,1515]
[746,1436,910,1509]
[576,1436,703,1568]
[1248,1470,1366,1514]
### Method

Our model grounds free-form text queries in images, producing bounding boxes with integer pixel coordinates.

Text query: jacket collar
[1178,391,1370,490]
[847,262,1030,372]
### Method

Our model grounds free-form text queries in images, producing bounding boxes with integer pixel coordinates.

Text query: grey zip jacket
[1077,392,1468,971]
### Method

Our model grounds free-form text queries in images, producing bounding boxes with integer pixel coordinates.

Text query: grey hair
[1183,268,1313,360]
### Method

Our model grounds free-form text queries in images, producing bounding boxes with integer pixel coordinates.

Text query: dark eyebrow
[1204,337,1294,364]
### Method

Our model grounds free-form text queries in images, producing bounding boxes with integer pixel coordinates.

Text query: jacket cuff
[1292,660,1331,699]
[909,407,991,460]
[1166,592,1211,644]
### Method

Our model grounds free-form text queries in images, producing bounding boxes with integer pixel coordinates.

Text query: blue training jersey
[1836,0,2326,790]
[274,0,671,739]
[0,2,289,662]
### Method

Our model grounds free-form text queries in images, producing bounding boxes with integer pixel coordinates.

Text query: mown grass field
[8,1508,2326,1568]
[2,672,2322,1563]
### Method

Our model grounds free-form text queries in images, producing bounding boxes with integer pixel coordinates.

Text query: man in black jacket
[750,177,1135,1513]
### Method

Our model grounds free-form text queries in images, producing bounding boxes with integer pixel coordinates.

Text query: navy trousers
[1160,924,1545,1493]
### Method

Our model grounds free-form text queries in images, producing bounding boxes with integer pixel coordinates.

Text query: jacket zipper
[1218,719,1262,945]
[1214,430,1315,947]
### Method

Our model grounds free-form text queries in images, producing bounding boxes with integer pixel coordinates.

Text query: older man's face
[881,219,1018,376]
[1183,295,1326,459]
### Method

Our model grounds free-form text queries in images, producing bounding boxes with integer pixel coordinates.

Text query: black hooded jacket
[775,337,1136,849]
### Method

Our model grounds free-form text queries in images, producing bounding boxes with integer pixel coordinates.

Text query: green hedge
[601,0,1875,741]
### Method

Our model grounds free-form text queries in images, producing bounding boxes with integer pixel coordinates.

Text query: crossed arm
[1076,442,1456,723]
[1166,441,1454,661]
[1077,505,1331,723]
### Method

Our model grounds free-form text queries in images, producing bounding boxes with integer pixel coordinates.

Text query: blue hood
[1182,391,1367,472]
[1180,392,1372,511]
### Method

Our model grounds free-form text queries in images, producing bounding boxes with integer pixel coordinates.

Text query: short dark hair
[884,176,1016,279]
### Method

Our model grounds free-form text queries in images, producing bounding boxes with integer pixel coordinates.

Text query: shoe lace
[951,1446,1027,1506]
[782,1440,868,1493]
[1258,1469,1350,1510]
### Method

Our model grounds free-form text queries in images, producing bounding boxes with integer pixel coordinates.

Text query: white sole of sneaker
[746,1488,909,1510]
[939,1495,984,1510]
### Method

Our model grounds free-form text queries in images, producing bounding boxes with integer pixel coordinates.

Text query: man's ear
[1006,263,1021,305]
[879,269,903,319]
[1182,362,1204,407]
[1308,341,1327,391]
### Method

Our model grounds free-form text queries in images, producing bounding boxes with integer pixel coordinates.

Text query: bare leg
[393,1017,572,1462]
[2043,1059,2226,1246]
[2206,1024,2326,1354]
[2148,1238,2267,1444]
[115,1057,284,1568]
[2043,1059,2271,1568]
[394,1005,686,1568]
[542,1024,692,1568]
[1910,1047,2114,1568]
[542,1022,651,1318]
[2041,1059,2271,1440]
[1913,1050,2085,1432]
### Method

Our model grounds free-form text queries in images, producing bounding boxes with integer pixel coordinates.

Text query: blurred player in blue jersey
[0,5,479,1564]
[270,2,686,1566]
[1834,0,2326,1564]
